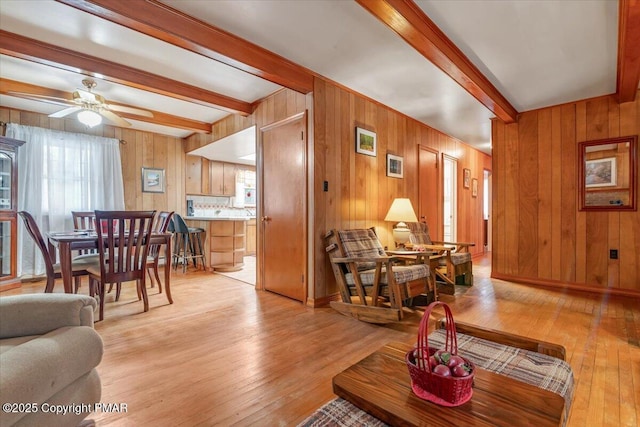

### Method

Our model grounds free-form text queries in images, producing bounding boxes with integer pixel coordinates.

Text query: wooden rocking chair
[406,222,474,294]
[325,228,437,324]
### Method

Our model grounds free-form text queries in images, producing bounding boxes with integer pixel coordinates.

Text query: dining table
[46,230,173,303]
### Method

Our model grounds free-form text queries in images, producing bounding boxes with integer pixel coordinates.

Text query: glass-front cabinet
[0,136,25,291]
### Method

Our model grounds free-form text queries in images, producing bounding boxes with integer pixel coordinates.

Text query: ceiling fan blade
[49,106,82,118]
[6,91,75,107]
[100,110,131,127]
[108,104,154,118]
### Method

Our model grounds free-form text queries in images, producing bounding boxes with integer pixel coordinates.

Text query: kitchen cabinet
[0,136,25,292]
[246,218,256,255]
[186,155,211,195]
[185,155,201,194]
[210,161,236,196]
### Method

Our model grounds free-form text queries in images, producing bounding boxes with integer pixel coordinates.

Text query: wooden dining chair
[71,211,96,231]
[86,210,156,321]
[18,211,97,293]
[146,211,174,292]
[70,211,100,261]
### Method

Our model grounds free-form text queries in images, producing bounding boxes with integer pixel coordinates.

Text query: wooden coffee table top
[333,341,565,427]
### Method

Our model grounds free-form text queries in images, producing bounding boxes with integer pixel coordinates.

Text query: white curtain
[6,123,125,276]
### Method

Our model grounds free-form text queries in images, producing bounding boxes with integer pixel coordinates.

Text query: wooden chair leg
[152,260,162,293]
[93,278,104,322]
[115,282,122,301]
[44,276,55,293]
[139,279,149,312]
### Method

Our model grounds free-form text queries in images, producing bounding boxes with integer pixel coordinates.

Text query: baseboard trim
[491,272,640,298]
[306,292,341,308]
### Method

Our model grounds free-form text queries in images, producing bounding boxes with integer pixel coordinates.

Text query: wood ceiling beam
[0,30,252,116]
[616,0,640,103]
[356,0,518,123]
[0,78,212,134]
[56,0,315,94]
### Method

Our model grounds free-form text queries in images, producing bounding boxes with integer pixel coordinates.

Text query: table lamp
[384,198,418,250]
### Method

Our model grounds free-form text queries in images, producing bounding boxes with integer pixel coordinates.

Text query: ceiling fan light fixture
[77,109,102,127]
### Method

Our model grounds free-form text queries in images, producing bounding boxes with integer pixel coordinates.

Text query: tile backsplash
[186,195,255,218]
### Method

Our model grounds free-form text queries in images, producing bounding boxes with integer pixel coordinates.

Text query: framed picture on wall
[355,127,376,157]
[386,154,403,178]
[585,157,617,187]
[472,178,478,197]
[142,167,165,193]
[463,168,471,188]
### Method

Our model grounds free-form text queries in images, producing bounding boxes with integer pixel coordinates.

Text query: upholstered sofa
[0,294,103,427]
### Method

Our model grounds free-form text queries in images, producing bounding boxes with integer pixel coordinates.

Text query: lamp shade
[77,110,102,128]
[384,198,418,223]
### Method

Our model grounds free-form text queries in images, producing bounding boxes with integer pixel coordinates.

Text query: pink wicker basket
[405,301,475,406]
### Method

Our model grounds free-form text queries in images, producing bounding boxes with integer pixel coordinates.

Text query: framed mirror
[578,135,637,211]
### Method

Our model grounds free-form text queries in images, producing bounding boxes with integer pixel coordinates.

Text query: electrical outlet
[323,181,329,192]
[610,249,618,259]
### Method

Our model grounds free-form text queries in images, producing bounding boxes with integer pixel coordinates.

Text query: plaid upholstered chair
[407,222,474,291]
[324,228,437,323]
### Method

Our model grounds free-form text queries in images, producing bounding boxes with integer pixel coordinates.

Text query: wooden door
[259,113,306,302]
[418,146,439,235]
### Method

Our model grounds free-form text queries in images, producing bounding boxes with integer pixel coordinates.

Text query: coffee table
[333,341,565,427]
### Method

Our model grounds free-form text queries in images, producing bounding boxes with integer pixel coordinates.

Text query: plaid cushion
[345,264,429,286]
[407,222,433,245]
[450,252,471,265]
[430,329,573,424]
[338,229,385,271]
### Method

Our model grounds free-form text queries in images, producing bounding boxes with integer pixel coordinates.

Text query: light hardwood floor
[3,254,639,426]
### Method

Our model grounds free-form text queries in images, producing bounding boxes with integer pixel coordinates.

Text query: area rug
[296,398,388,427]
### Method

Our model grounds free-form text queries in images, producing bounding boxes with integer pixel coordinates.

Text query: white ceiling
[189,126,257,166]
[0,0,626,157]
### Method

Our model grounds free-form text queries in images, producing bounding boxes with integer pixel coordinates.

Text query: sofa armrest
[0,294,97,339]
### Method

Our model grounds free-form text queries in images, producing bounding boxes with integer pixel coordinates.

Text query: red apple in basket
[434,349,451,364]
[447,355,466,369]
[432,364,452,377]
[428,355,439,369]
[452,363,472,377]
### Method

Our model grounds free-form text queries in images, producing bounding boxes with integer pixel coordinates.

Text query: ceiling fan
[9,78,153,128]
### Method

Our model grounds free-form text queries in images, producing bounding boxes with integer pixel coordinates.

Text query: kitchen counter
[185,216,255,221]
[185,217,250,272]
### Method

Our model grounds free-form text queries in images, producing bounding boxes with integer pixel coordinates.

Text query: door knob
[261,216,271,222]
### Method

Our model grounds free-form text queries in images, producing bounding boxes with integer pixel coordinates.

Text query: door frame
[441,154,458,242]
[256,111,308,302]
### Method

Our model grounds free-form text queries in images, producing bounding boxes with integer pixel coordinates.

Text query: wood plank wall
[0,107,185,214]
[313,78,491,303]
[491,91,640,296]
[183,88,308,153]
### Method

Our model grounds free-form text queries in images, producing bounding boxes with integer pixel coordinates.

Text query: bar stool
[168,213,206,272]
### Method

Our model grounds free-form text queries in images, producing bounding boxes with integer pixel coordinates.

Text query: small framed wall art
[142,167,165,193]
[386,154,404,178]
[463,168,471,189]
[472,178,478,197]
[355,127,376,157]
